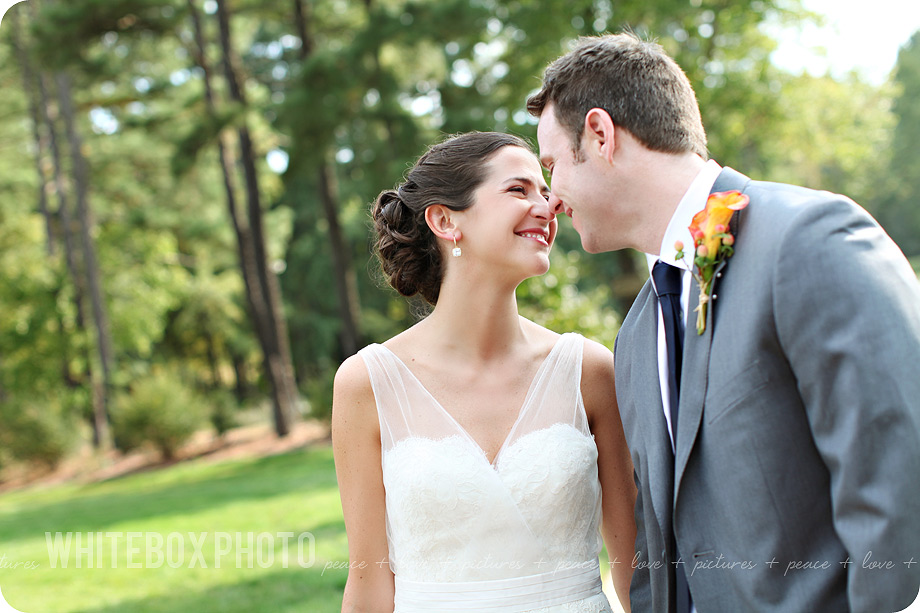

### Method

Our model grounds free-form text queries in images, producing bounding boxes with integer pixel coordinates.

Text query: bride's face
[455,146,557,279]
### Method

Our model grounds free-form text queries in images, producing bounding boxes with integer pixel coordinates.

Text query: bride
[332,132,636,612]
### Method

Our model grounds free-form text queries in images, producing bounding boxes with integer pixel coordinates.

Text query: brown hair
[527,33,708,159]
[372,131,532,305]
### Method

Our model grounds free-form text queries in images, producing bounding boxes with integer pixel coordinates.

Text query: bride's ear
[425,205,461,242]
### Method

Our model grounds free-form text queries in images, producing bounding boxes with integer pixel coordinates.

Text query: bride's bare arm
[332,354,395,613]
[582,339,637,613]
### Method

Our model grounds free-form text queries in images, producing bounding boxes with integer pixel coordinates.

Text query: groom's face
[537,105,611,254]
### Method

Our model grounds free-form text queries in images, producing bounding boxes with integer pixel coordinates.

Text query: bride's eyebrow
[504,177,550,195]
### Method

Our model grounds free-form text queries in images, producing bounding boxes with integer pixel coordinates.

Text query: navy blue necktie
[653,260,691,613]
[653,260,684,435]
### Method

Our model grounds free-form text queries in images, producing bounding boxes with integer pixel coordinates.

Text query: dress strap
[502,332,590,446]
[393,558,603,612]
[358,343,415,453]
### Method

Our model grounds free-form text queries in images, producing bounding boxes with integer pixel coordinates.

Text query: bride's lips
[515,228,551,247]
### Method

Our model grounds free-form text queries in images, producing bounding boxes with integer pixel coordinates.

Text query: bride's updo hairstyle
[372,131,532,305]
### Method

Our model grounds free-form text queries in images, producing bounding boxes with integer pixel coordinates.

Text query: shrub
[208,389,239,436]
[304,368,335,421]
[111,371,206,460]
[0,397,76,469]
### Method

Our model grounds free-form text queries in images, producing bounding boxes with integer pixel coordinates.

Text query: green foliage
[910,255,920,278]
[763,73,893,204]
[111,371,207,459]
[31,0,186,73]
[878,31,920,256]
[0,396,78,469]
[304,368,336,420]
[518,250,621,350]
[1,0,916,472]
[207,389,241,436]
[162,269,250,381]
[170,102,247,177]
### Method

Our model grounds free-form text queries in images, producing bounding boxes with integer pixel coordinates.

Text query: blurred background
[0,0,918,611]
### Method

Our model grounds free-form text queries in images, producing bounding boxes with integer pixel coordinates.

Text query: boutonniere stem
[675,190,749,334]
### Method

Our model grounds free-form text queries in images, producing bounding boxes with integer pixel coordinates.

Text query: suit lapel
[674,262,719,492]
[711,166,750,195]
[674,167,751,498]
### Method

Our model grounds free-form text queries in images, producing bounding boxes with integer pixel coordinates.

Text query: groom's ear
[425,205,461,242]
[584,108,616,164]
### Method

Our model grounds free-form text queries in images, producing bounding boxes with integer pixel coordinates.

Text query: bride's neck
[421,280,525,363]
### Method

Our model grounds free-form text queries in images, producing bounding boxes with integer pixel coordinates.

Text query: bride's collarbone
[424,358,531,397]
[424,366,533,432]
[392,337,555,433]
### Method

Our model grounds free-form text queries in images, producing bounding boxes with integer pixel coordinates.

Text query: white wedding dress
[359,333,613,612]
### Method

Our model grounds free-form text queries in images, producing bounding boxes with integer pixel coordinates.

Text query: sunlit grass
[0,446,346,613]
[0,441,630,612]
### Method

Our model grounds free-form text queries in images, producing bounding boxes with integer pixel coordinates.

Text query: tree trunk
[10,7,55,256]
[293,0,362,359]
[186,0,256,387]
[41,74,104,447]
[611,250,646,313]
[55,71,114,449]
[231,350,249,404]
[12,5,103,442]
[292,0,313,54]
[191,0,300,435]
[204,328,222,389]
[317,162,361,356]
[27,0,108,448]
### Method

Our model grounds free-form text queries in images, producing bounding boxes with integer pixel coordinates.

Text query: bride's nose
[531,195,555,220]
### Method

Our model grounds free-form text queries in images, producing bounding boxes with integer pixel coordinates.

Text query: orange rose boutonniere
[675,190,749,334]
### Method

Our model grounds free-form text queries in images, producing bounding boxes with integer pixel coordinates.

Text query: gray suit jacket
[615,168,920,612]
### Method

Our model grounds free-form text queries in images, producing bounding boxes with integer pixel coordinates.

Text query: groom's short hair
[527,33,708,159]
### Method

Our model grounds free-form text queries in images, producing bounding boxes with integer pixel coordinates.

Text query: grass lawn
[0,444,347,613]
[0,433,624,613]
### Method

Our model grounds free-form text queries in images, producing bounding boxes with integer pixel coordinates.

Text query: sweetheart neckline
[383,423,596,474]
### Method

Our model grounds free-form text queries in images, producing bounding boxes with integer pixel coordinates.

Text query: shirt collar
[646,159,723,274]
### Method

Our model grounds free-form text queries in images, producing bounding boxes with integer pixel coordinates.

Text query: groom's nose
[547,191,566,216]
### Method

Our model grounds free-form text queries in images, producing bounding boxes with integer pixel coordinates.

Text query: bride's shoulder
[578,338,617,425]
[379,325,427,362]
[333,354,375,417]
[519,316,561,348]
[519,317,611,363]
[334,352,371,390]
[579,337,615,385]
[518,319,611,365]
[340,324,429,388]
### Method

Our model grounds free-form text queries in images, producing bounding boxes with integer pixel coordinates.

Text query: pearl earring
[452,235,461,257]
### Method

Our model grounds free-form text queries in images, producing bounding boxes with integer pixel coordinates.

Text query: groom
[529,33,920,612]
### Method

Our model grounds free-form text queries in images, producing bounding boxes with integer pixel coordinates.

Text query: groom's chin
[580,235,610,255]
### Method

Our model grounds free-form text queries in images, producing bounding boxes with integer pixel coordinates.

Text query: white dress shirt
[645,160,722,451]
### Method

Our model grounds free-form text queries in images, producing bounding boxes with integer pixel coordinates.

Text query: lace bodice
[360,333,611,611]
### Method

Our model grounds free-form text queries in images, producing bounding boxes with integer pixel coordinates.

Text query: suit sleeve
[629,469,653,612]
[616,334,654,612]
[773,195,920,612]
